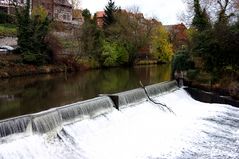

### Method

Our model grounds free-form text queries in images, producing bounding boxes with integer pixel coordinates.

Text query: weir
[0,115,31,138]
[0,96,116,138]
[145,80,178,97]
[1,80,239,159]
[111,81,178,109]
[0,81,177,138]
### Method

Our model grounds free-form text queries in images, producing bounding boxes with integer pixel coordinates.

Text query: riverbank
[0,53,164,79]
[0,54,79,78]
[184,78,239,101]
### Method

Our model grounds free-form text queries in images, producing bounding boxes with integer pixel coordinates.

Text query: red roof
[96,11,105,18]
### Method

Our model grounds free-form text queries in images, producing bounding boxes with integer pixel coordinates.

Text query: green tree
[82,9,91,21]
[187,0,239,75]
[172,52,194,72]
[15,0,51,65]
[101,40,128,67]
[105,9,154,64]
[75,10,102,58]
[192,0,211,31]
[103,0,118,28]
[150,25,174,63]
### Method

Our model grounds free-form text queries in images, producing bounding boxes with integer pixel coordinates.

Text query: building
[0,0,25,14]
[72,9,84,26]
[95,11,104,28]
[52,0,72,23]
[164,23,188,51]
[32,0,73,23]
[0,0,73,23]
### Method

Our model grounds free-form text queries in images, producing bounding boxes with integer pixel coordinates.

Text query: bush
[101,40,129,67]
[0,13,16,24]
[16,3,52,65]
[172,53,195,72]
[187,69,199,80]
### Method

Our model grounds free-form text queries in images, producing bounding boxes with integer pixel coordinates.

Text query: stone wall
[0,37,17,46]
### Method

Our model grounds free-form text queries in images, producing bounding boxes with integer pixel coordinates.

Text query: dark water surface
[0,64,171,120]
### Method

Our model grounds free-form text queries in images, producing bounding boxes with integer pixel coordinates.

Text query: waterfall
[32,110,62,134]
[110,81,178,109]
[0,96,114,138]
[114,88,147,109]
[58,96,114,124]
[145,80,178,97]
[0,115,31,138]
[1,81,239,159]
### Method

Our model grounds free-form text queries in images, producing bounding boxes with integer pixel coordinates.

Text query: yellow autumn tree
[31,5,48,22]
[150,25,174,63]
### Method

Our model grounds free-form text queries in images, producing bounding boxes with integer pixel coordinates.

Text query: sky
[80,0,186,25]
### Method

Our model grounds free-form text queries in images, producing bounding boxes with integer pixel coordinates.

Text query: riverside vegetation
[173,0,239,99]
[0,0,173,77]
[0,0,238,99]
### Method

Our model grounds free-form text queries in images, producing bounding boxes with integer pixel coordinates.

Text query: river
[0,64,171,120]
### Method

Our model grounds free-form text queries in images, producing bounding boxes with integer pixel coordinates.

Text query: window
[63,14,66,20]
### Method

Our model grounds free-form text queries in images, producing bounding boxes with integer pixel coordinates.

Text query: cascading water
[145,80,178,97]
[114,88,147,109]
[0,81,239,159]
[0,115,31,138]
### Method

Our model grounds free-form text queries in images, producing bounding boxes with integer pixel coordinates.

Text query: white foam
[1,89,239,159]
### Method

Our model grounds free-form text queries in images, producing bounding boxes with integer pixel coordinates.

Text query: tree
[182,0,239,24]
[101,40,128,67]
[192,0,211,31]
[14,0,51,65]
[82,9,91,21]
[150,25,174,63]
[75,10,102,58]
[103,0,118,28]
[105,8,155,64]
[182,0,239,75]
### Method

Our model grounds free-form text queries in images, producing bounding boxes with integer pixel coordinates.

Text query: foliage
[192,0,211,31]
[172,52,195,72]
[183,0,239,80]
[0,12,16,24]
[187,69,199,80]
[150,25,174,63]
[103,0,118,28]
[75,15,102,58]
[82,9,91,21]
[15,1,51,65]
[105,10,154,64]
[101,40,129,67]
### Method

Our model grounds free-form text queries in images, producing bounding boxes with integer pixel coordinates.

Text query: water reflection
[0,64,171,120]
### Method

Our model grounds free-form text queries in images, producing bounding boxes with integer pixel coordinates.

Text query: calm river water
[0,64,171,120]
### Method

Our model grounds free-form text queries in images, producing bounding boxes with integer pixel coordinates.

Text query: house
[72,9,84,26]
[0,0,25,14]
[0,0,73,23]
[32,0,73,23]
[95,11,104,28]
[52,0,72,23]
[164,23,188,51]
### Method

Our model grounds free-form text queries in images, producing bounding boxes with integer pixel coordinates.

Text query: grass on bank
[0,24,17,37]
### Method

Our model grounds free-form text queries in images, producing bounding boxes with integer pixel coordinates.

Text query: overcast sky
[80,0,186,25]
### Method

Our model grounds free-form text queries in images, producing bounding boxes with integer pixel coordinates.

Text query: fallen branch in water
[139,81,175,114]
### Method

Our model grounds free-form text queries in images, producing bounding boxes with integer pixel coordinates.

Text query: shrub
[172,53,194,72]
[16,2,52,65]
[0,13,16,24]
[101,40,129,67]
[187,69,199,80]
